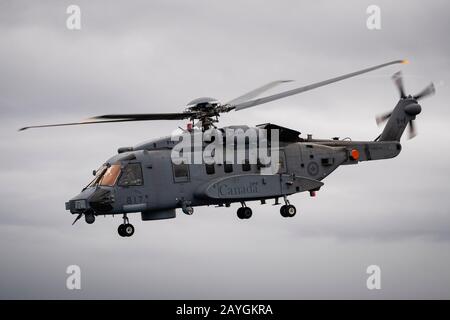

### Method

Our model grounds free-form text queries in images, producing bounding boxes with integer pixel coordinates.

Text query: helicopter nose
[65,198,89,213]
[88,188,115,213]
[65,187,115,214]
[65,187,97,214]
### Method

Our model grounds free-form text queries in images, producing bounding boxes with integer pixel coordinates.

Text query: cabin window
[205,163,215,175]
[224,162,233,173]
[173,162,190,182]
[118,163,143,186]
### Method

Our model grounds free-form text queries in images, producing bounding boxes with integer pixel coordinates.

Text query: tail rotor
[376,71,435,140]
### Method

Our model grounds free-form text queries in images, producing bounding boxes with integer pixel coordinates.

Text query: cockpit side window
[118,163,143,186]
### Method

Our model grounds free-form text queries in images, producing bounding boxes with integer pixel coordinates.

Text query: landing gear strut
[280,196,297,218]
[237,202,252,219]
[118,214,135,237]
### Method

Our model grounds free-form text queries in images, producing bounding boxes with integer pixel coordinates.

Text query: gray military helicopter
[20,60,435,237]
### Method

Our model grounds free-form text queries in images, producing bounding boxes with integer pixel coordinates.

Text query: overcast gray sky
[1,0,449,299]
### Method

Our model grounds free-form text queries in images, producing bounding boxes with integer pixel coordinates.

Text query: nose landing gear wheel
[118,214,134,237]
[118,223,135,237]
[124,224,134,237]
[118,224,125,236]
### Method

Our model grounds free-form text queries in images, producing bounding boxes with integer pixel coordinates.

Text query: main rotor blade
[230,60,408,111]
[19,112,195,131]
[91,112,194,121]
[413,83,435,100]
[392,71,406,98]
[225,80,293,106]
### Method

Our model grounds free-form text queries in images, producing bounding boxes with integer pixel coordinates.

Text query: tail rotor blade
[392,71,406,99]
[413,83,435,100]
[376,111,392,126]
[408,120,417,139]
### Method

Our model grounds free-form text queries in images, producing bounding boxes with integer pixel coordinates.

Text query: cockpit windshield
[99,164,121,186]
[86,165,107,189]
[85,162,143,189]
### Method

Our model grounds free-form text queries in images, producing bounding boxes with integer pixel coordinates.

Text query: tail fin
[377,99,421,141]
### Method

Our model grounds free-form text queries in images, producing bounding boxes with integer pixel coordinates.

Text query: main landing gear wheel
[280,204,297,218]
[237,206,252,219]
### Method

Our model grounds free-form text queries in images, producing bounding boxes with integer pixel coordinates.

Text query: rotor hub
[404,103,422,116]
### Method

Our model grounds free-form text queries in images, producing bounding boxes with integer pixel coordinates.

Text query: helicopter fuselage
[65,124,401,222]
